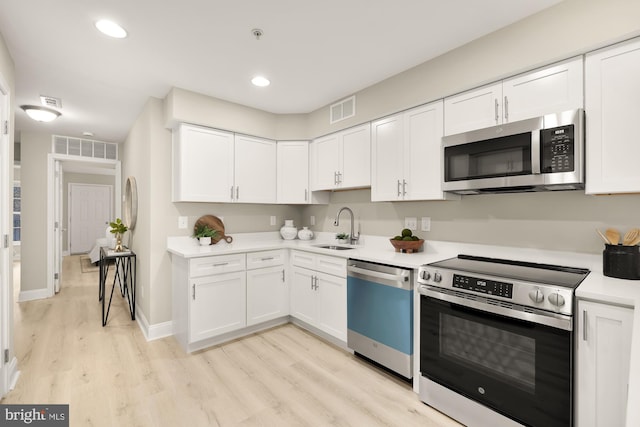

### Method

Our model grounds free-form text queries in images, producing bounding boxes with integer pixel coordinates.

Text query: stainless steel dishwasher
[347,259,414,379]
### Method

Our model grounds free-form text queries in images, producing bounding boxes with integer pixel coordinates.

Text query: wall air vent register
[330,95,356,124]
[52,135,118,160]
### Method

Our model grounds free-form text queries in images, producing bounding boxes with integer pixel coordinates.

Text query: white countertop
[167,232,640,425]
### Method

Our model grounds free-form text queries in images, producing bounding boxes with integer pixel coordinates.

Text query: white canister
[298,227,314,241]
[280,220,297,240]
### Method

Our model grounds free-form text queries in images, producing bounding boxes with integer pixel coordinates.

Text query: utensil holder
[603,244,640,280]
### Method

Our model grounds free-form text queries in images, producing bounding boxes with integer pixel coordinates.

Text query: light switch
[310,215,315,226]
[178,216,188,229]
[270,216,276,226]
[421,217,431,232]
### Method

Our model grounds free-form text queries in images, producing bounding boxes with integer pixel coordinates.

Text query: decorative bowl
[389,238,424,253]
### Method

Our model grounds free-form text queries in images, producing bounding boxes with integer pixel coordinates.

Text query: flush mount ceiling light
[95,19,127,38]
[20,105,61,122]
[251,76,270,87]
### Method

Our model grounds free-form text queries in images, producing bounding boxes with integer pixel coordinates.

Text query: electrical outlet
[310,215,315,226]
[178,216,188,229]
[270,216,276,226]
[405,217,417,230]
[421,217,431,232]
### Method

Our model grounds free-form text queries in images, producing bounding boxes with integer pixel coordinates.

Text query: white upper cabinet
[585,38,640,194]
[234,134,276,203]
[444,57,583,135]
[172,124,234,202]
[277,141,310,204]
[310,123,371,191]
[172,124,276,203]
[372,101,455,201]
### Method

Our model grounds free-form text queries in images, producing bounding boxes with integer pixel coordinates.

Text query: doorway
[68,183,112,254]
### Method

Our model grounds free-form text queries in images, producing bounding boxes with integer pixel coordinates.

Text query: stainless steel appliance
[443,109,584,194]
[417,255,589,427]
[347,259,413,379]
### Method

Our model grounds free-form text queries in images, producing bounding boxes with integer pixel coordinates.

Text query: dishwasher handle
[347,265,412,290]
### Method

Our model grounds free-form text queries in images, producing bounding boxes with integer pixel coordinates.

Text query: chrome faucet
[334,207,360,245]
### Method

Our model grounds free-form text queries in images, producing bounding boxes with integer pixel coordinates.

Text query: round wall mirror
[124,176,138,230]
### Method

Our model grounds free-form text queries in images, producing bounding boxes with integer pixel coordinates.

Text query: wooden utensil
[623,228,640,246]
[605,228,620,245]
[194,215,233,244]
[596,229,610,245]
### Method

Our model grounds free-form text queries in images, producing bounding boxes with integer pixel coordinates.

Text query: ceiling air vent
[330,95,355,124]
[40,95,62,109]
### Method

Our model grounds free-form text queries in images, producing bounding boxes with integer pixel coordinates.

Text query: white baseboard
[18,288,51,302]
[8,357,19,390]
[136,307,173,341]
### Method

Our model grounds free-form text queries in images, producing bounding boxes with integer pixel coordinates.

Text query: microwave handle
[531,130,541,174]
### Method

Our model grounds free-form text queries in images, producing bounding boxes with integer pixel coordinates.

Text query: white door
[340,123,371,189]
[0,75,9,397]
[316,271,347,341]
[53,161,62,292]
[246,265,287,326]
[371,114,403,201]
[290,266,317,325]
[276,141,309,204]
[69,184,112,254]
[310,134,340,191]
[234,135,276,203]
[444,82,502,135]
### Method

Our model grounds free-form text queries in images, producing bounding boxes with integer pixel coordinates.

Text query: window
[13,182,20,243]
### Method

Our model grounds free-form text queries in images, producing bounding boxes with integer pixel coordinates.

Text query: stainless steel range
[417,254,589,427]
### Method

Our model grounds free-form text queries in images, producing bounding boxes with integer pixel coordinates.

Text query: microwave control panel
[452,274,513,299]
[540,124,575,173]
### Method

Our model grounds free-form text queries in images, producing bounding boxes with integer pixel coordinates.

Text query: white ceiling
[1,0,561,143]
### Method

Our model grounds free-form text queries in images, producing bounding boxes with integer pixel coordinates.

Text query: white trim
[135,307,173,341]
[7,357,19,391]
[18,288,51,302]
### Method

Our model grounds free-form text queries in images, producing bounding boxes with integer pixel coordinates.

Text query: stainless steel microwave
[442,109,584,195]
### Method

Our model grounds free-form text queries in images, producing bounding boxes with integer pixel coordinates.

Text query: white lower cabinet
[290,251,347,342]
[576,299,634,427]
[246,250,288,326]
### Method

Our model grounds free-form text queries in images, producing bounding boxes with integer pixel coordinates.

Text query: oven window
[441,313,535,393]
[445,132,532,181]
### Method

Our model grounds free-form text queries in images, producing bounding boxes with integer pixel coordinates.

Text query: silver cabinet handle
[494,98,499,123]
[230,186,234,200]
[583,310,587,341]
[403,179,407,197]
[261,257,274,261]
[236,186,240,200]
[311,275,314,289]
[305,189,308,202]
[192,284,196,300]
[282,270,285,282]
[504,96,509,122]
[314,276,319,290]
[334,171,338,185]
[397,180,401,197]
[212,262,229,267]
[336,171,342,185]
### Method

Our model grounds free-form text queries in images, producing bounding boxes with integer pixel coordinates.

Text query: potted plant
[193,224,219,246]
[109,218,128,252]
[336,232,350,244]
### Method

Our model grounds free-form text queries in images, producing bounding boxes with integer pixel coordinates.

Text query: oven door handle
[419,287,573,331]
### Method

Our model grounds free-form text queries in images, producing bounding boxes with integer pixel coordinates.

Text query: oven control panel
[453,274,513,299]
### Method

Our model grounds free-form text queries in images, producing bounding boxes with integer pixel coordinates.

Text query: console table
[99,247,136,326]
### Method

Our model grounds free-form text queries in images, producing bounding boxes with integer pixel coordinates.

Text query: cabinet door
[316,271,347,341]
[585,39,640,194]
[576,300,633,427]
[234,135,276,203]
[189,271,246,342]
[173,124,234,202]
[403,101,451,201]
[246,265,288,326]
[444,83,502,135]
[503,57,583,123]
[290,266,318,325]
[340,123,371,189]
[277,141,309,204]
[371,114,404,201]
[310,133,340,191]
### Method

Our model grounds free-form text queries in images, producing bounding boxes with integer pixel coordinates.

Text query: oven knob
[528,288,544,303]
[548,292,565,307]
[433,272,442,283]
[420,270,431,281]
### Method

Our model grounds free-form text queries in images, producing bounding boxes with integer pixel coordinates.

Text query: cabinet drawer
[246,249,285,270]
[291,250,317,269]
[316,254,346,278]
[189,253,246,277]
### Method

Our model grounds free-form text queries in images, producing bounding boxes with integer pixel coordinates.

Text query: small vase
[198,237,211,246]
[280,220,297,240]
[298,227,314,241]
[114,233,124,252]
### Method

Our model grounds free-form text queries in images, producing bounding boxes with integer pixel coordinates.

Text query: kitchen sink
[312,244,354,251]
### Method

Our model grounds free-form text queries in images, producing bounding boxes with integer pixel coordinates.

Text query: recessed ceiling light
[95,19,127,38]
[20,105,61,122]
[251,76,270,87]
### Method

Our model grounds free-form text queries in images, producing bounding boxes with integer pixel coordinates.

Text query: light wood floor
[4,255,462,427]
